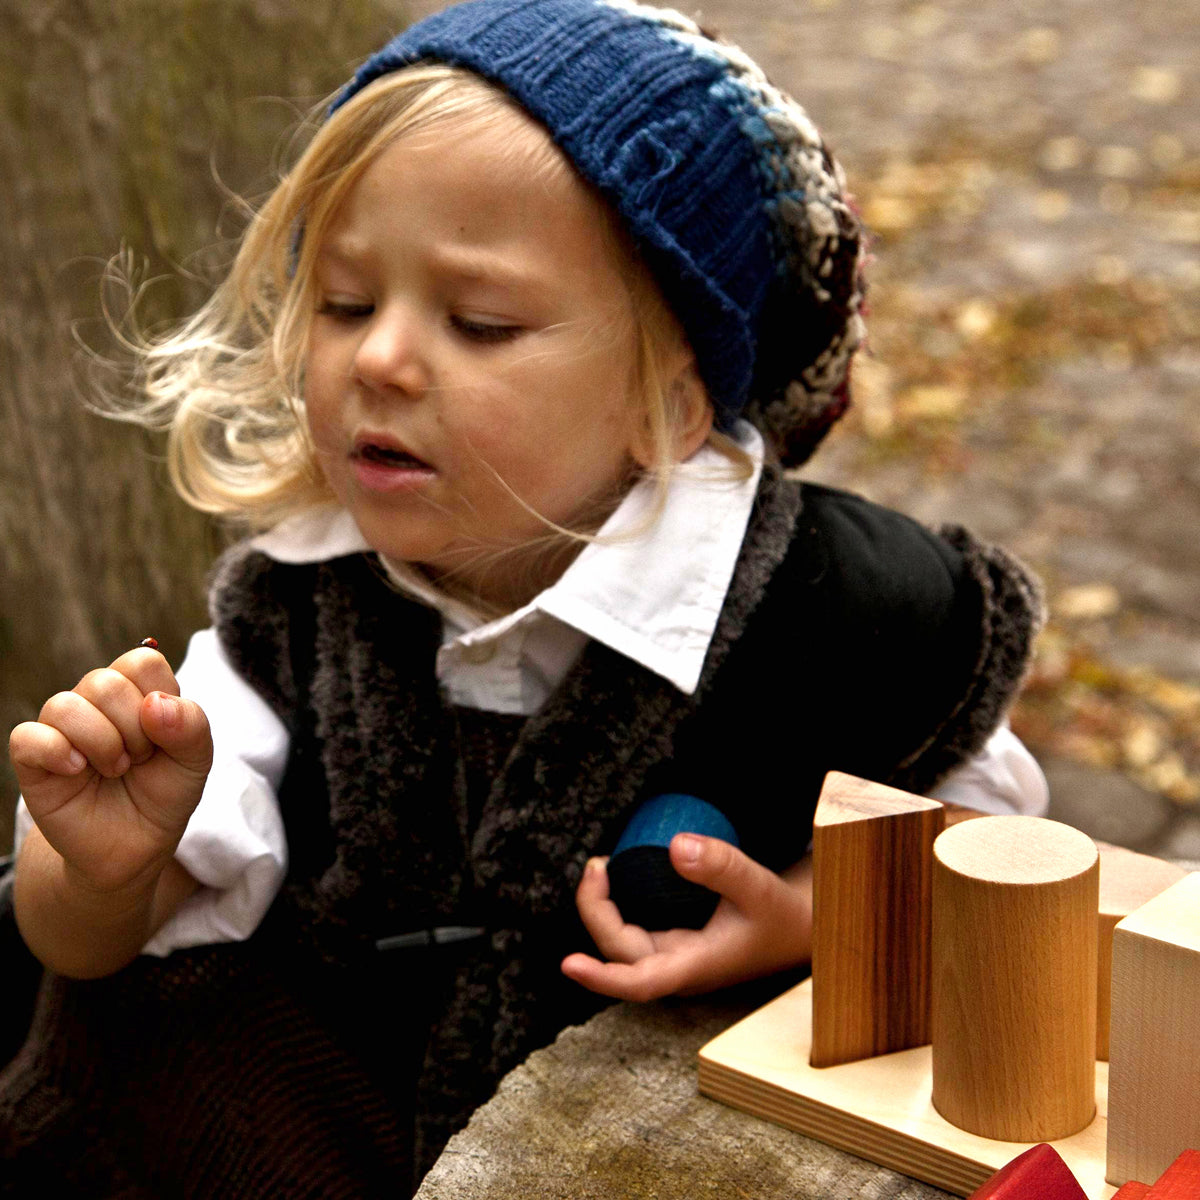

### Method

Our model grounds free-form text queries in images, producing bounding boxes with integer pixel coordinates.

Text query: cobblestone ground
[415,0,1200,858]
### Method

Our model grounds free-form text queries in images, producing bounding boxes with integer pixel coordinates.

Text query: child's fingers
[34,689,134,779]
[9,719,89,785]
[72,667,159,765]
[107,645,181,699]
[670,841,814,978]
[138,692,213,780]
[574,857,656,964]
[104,691,212,835]
[560,950,693,1003]
[29,650,185,777]
[667,834,780,918]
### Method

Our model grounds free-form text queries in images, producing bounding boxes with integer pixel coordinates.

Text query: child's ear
[630,358,713,469]
[672,360,715,460]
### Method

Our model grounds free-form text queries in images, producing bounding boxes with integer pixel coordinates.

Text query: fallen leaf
[1056,583,1121,620]
[1130,66,1182,105]
[1094,145,1143,179]
[1035,190,1072,222]
[897,384,966,419]
[1123,721,1164,768]
[1040,136,1087,172]
[1019,27,1061,64]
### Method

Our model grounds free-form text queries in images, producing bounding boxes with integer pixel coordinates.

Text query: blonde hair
[106,64,751,539]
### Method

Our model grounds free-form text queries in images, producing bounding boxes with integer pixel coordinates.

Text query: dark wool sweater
[0,471,1043,1198]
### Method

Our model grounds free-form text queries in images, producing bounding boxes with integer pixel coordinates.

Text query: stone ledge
[416,994,953,1199]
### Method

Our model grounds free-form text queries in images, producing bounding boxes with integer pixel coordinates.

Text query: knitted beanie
[333,0,866,467]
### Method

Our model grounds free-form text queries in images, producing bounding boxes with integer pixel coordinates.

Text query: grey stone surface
[1043,754,1177,851]
[1150,813,1200,864]
[416,998,952,1200]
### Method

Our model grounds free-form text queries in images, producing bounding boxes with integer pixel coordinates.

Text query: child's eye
[316,297,374,321]
[450,314,523,344]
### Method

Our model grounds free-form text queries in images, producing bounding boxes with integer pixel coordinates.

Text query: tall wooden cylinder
[931,815,1099,1141]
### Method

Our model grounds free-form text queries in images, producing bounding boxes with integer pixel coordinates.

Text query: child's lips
[350,436,436,491]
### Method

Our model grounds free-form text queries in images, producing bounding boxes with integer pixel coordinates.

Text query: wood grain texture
[931,817,1099,1142]
[698,978,1115,1199]
[810,771,945,1067]
[1096,847,1187,1060]
[966,1143,1088,1199]
[1107,875,1200,1188]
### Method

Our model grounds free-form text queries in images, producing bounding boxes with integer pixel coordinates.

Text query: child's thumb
[668,833,773,911]
[140,691,214,780]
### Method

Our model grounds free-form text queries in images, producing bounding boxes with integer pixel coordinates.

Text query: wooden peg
[931,815,1099,1142]
[966,1143,1087,1200]
[809,771,944,1068]
[1108,875,1200,1188]
[1096,845,1186,1060]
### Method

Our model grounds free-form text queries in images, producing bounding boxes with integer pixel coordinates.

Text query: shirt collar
[251,422,764,695]
[533,423,763,693]
[250,503,371,562]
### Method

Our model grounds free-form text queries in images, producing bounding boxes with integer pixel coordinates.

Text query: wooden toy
[1095,846,1186,1060]
[1107,875,1200,1188]
[698,977,1112,1197]
[1143,1149,1200,1197]
[606,794,739,931]
[1101,1148,1200,1198]
[966,1143,1088,1199]
[699,770,1198,1200]
[931,817,1099,1142]
[810,772,944,1067]
[961,1145,1200,1199]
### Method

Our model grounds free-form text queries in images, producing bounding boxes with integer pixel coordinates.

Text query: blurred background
[2,0,1198,858]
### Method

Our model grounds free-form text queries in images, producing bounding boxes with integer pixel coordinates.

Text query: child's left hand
[560,836,813,1002]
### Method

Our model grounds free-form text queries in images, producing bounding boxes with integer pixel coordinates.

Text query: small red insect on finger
[138,637,159,650]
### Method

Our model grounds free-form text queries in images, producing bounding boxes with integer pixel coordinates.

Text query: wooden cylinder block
[931,815,1099,1142]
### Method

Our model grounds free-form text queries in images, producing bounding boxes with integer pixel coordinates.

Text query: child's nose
[353,308,429,397]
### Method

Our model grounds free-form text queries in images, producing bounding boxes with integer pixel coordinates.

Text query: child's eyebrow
[313,238,370,270]
[316,237,549,294]
[436,252,552,297]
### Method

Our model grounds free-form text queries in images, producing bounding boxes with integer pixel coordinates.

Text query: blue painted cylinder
[607,794,739,931]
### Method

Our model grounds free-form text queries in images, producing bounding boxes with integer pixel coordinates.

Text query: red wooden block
[967,1143,1088,1200]
[1146,1149,1200,1198]
[1113,1184,1151,1198]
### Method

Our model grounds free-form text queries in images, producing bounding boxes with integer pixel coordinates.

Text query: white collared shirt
[14,424,1048,955]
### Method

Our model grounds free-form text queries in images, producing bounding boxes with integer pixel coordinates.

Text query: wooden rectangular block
[1107,874,1200,1187]
[1112,1185,1151,1198]
[810,771,944,1067]
[1096,847,1186,1061]
[1145,1149,1200,1198]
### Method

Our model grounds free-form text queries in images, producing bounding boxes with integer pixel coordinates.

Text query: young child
[3,0,1047,1193]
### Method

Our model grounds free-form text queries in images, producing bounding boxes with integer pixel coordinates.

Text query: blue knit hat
[333,0,865,467]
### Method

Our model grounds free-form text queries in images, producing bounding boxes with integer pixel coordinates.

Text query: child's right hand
[562,838,813,1002]
[9,644,212,895]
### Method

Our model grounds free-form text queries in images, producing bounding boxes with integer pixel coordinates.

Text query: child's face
[303,104,645,606]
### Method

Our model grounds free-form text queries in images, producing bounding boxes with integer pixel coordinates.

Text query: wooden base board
[698,979,1114,1199]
